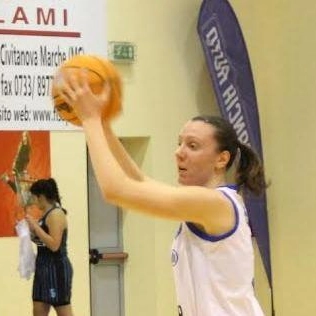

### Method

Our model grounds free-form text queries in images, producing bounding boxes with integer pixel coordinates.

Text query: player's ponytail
[236,142,266,195]
[47,178,62,205]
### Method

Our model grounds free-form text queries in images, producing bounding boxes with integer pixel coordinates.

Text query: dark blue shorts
[33,255,73,307]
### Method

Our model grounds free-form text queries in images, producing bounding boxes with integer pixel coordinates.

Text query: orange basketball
[52,54,122,126]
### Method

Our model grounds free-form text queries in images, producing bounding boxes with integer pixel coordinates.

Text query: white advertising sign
[0,1,107,130]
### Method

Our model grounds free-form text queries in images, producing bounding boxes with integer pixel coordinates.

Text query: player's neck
[206,173,227,189]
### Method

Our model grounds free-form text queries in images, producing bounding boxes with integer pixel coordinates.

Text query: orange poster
[0,131,50,237]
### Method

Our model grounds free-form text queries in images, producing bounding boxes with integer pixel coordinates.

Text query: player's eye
[188,142,198,149]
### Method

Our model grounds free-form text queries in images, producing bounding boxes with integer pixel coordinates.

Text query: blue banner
[197,0,273,291]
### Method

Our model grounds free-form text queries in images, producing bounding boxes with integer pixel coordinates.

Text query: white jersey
[171,186,264,316]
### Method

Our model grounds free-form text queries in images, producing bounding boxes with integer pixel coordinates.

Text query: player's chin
[177,175,193,186]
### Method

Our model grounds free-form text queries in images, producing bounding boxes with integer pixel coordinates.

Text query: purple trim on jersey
[186,190,239,242]
[217,184,238,191]
[175,223,183,238]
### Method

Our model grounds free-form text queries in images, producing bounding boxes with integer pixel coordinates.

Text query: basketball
[52,55,122,126]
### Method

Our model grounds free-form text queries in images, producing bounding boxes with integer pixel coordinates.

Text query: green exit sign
[108,41,136,63]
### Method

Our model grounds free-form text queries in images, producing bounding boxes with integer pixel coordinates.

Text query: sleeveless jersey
[31,205,72,306]
[171,186,264,316]
[31,206,68,257]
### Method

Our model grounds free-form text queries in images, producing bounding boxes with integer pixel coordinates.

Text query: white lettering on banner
[222,84,237,108]
[205,27,230,86]
[205,25,251,146]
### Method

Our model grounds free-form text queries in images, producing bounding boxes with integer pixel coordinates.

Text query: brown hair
[192,115,266,195]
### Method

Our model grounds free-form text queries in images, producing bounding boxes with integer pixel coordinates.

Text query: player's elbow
[101,177,131,204]
[49,241,61,252]
[49,246,60,252]
[102,187,120,205]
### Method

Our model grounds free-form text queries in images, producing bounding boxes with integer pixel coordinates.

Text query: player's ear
[215,150,230,169]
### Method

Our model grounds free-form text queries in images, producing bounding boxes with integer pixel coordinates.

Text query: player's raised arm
[102,122,145,182]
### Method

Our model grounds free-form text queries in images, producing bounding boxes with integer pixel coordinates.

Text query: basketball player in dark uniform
[26,178,73,316]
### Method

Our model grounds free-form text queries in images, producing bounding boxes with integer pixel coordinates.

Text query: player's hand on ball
[52,55,122,126]
[58,69,111,123]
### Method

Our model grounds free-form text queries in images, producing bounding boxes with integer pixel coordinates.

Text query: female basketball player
[59,74,265,315]
[26,178,73,316]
